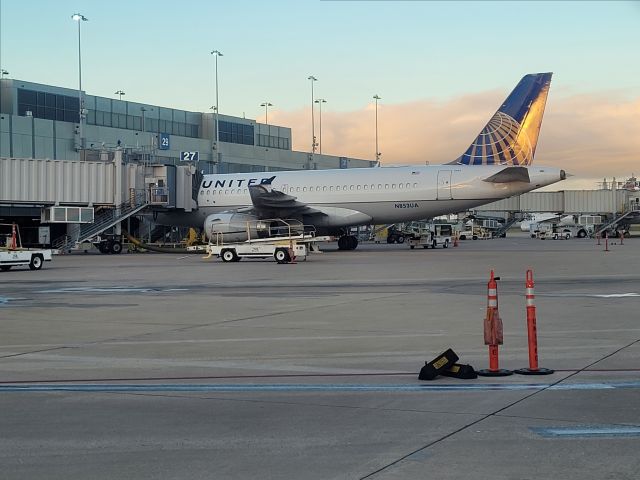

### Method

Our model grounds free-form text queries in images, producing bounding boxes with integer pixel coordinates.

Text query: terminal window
[18,89,79,123]
[219,121,254,145]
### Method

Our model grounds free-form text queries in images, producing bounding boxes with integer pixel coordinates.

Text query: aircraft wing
[248,184,326,219]
[483,166,531,183]
[247,184,372,226]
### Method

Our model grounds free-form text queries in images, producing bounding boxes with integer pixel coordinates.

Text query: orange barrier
[477,270,513,377]
[515,270,554,375]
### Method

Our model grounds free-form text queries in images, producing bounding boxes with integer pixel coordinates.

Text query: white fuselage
[177,164,564,229]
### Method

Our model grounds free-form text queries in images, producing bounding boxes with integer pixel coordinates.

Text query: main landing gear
[338,235,358,251]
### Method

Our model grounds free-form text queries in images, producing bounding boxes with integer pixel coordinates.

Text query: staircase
[52,191,149,252]
[593,210,635,237]
[493,216,519,238]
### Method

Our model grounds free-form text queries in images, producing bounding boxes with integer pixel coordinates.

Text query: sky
[1,0,639,189]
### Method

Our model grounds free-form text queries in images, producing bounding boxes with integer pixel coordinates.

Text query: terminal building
[0,78,374,172]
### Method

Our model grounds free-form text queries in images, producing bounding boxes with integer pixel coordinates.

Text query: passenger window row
[199,182,419,197]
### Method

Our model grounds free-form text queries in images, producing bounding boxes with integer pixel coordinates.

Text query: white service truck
[1,224,53,271]
[408,223,453,249]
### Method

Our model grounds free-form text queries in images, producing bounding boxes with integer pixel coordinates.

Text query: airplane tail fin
[453,73,552,166]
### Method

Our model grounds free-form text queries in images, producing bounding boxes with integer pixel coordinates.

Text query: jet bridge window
[392,184,397,189]
[363,185,368,190]
[413,183,418,188]
[406,183,411,188]
[378,184,382,189]
[349,185,354,191]
[385,184,389,189]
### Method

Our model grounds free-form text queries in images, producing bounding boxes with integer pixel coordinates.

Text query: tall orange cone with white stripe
[477,270,513,377]
[10,223,17,250]
[515,270,554,375]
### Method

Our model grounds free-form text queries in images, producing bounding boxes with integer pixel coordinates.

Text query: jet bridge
[0,149,198,248]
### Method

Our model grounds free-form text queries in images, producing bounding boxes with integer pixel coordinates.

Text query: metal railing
[51,189,149,252]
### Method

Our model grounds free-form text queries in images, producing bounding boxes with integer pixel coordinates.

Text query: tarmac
[1,233,639,479]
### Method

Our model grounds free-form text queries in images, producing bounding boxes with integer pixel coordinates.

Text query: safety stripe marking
[2,381,640,393]
[531,426,640,438]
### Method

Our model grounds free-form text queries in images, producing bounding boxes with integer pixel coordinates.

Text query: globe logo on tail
[457,111,533,166]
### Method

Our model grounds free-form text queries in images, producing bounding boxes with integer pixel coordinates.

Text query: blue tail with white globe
[454,73,552,166]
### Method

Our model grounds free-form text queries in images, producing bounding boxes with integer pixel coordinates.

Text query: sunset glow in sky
[1,0,639,188]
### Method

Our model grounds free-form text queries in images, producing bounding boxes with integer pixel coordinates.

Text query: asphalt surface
[1,233,639,479]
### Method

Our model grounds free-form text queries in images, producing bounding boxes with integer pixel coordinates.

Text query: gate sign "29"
[180,151,199,162]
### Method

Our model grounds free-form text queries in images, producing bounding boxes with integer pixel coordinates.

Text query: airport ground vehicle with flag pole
[0,224,53,271]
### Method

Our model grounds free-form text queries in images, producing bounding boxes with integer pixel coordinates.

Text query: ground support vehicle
[530,223,591,240]
[407,223,453,249]
[206,239,308,264]
[534,227,572,240]
[0,224,53,271]
[200,219,319,264]
[91,233,125,254]
[459,226,490,240]
[386,225,407,244]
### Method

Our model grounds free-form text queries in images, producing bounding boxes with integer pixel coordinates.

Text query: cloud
[270,89,640,189]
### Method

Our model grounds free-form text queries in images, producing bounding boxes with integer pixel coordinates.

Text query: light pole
[260,102,273,125]
[308,75,317,154]
[314,99,326,155]
[71,13,88,149]
[261,102,273,144]
[373,94,381,164]
[210,50,223,154]
[114,90,125,100]
[141,106,147,132]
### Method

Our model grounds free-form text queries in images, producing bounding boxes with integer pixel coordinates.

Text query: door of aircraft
[437,170,452,200]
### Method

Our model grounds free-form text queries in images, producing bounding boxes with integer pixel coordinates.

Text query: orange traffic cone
[515,270,554,375]
[477,270,513,377]
[10,223,17,250]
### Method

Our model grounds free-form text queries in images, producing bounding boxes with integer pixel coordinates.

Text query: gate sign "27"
[180,151,199,162]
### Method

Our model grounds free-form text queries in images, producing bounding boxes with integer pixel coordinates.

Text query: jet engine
[203,213,269,242]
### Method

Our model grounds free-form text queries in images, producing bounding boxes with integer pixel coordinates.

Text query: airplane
[159,72,566,250]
